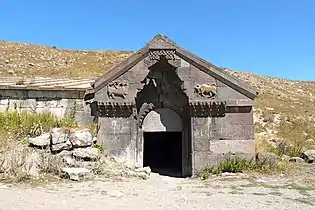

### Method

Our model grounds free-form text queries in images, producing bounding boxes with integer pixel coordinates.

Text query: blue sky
[1,0,315,81]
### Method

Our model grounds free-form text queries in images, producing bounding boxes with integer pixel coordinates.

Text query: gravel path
[0,173,315,210]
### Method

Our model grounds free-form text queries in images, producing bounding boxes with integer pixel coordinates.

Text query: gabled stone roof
[93,34,258,99]
[0,76,94,91]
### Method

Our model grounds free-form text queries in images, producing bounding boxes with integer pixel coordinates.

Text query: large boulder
[69,129,93,148]
[301,150,315,163]
[28,133,50,148]
[72,147,101,161]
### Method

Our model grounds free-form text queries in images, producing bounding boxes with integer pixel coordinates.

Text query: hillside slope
[1,40,315,155]
[0,41,133,78]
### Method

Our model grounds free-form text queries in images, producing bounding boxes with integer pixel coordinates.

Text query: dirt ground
[1,165,315,210]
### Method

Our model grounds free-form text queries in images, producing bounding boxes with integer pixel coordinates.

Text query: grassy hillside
[0,41,133,78]
[1,40,315,156]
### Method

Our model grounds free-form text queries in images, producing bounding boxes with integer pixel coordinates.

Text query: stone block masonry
[0,77,95,126]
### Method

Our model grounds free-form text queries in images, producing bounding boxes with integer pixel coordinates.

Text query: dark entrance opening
[143,131,182,177]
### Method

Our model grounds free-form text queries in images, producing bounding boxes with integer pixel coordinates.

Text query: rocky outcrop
[28,127,102,165]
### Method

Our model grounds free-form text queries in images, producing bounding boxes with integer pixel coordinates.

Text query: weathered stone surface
[28,133,50,148]
[86,35,258,175]
[51,141,72,152]
[210,140,255,154]
[62,167,91,181]
[56,150,73,157]
[72,147,101,161]
[301,150,315,163]
[51,128,70,144]
[69,130,93,148]
[289,157,304,163]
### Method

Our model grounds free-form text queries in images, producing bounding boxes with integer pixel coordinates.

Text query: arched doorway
[142,108,183,177]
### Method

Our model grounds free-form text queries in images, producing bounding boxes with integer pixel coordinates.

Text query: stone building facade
[88,34,258,177]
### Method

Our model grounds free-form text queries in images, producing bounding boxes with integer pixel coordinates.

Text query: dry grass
[0,110,75,182]
[0,132,66,183]
[0,110,77,139]
[0,40,133,78]
[225,69,315,157]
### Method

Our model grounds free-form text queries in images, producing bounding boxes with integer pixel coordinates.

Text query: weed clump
[196,156,285,180]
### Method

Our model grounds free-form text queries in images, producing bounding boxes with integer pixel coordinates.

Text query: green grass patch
[195,156,294,180]
[0,110,77,139]
[196,157,266,179]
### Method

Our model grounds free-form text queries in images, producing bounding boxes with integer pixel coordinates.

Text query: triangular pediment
[93,34,258,99]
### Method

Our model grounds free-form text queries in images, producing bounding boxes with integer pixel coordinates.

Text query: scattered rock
[289,157,305,163]
[62,167,91,181]
[301,150,315,163]
[69,130,93,148]
[256,152,279,165]
[73,147,101,161]
[28,133,50,148]
[135,166,151,175]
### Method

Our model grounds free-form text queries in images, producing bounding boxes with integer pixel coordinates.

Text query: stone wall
[192,107,255,172]
[0,88,94,126]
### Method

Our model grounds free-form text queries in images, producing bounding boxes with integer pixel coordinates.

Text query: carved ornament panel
[107,80,129,99]
[194,83,217,98]
[144,49,181,68]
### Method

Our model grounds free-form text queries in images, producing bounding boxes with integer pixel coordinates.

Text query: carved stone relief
[144,49,181,68]
[194,83,217,98]
[107,80,128,99]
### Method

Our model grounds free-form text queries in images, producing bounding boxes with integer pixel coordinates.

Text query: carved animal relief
[107,80,128,99]
[194,83,217,98]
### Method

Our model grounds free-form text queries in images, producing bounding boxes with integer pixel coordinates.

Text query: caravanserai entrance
[90,35,257,178]
[141,108,184,177]
[143,131,182,177]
